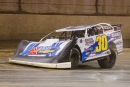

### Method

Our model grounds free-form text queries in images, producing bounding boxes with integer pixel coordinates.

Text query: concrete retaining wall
[0,14,130,47]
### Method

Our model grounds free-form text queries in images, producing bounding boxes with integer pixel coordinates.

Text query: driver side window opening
[73,30,85,38]
[87,27,103,37]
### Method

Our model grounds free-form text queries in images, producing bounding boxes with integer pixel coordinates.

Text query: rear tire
[70,48,80,69]
[98,48,116,69]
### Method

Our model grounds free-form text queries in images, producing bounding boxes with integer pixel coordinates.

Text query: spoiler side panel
[111,24,123,54]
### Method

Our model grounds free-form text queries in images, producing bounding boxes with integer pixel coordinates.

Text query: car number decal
[96,35,108,52]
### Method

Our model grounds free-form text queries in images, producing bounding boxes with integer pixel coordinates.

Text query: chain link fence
[0,0,130,16]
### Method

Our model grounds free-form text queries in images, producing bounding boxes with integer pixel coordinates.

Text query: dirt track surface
[0,51,130,87]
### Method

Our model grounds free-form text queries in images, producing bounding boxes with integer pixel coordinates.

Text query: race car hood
[11,37,77,63]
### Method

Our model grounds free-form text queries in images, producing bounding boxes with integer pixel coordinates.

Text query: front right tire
[98,48,116,69]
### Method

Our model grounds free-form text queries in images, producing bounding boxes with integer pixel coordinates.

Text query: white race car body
[9,23,123,68]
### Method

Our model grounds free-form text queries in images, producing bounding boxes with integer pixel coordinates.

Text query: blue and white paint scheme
[20,39,70,57]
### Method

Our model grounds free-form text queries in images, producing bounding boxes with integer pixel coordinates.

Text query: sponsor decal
[113,26,120,31]
[80,39,82,43]
[117,46,123,52]
[28,46,41,55]
[86,52,90,55]
[96,26,113,31]
[111,32,121,39]
[87,47,93,51]
[21,42,63,57]
[20,43,40,56]
[39,50,54,53]
[115,41,122,45]
[85,38,94,46]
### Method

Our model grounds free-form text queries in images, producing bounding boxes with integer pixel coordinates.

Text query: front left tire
[70,48,80,69]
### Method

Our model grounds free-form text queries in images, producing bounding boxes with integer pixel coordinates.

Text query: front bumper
[9,58,71,68]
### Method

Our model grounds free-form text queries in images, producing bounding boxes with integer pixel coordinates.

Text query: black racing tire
[70,48,80,69]
[98,48,116,69]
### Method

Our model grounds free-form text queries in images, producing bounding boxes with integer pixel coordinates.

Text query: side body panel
[77,35,110,61]
[77,25,123,62]
[108,25,123,54]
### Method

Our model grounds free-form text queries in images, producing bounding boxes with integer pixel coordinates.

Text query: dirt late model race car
[9,23,123,69]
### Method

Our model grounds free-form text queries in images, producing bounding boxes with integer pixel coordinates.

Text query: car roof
[56,25,91,32]
[55,23,114,32]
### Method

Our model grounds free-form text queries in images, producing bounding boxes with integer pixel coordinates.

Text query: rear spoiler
[112,24,122,31]
[93,23,122,32]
